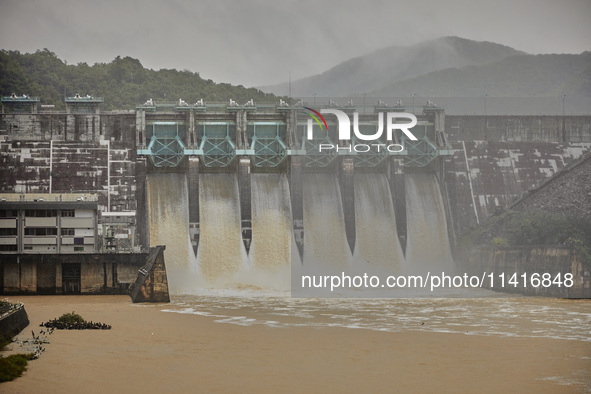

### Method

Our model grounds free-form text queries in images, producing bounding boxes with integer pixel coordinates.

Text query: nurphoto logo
[303,107,418,153]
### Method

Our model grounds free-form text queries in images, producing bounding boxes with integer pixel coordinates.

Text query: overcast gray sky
[1,0,589,87]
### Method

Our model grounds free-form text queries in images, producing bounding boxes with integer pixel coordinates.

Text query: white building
[0,193,98,253]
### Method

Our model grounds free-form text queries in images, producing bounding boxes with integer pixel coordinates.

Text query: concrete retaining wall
[444,140,591,235]
[445,115,591,143]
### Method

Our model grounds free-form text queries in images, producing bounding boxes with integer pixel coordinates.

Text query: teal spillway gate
[248,122,288,168]
[297,120,338,168]
[198,122,237,168]
[351,122,389,168]
[144,122,186,168]
[399,123,451,168]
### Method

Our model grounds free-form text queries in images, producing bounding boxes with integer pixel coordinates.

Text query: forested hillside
[0,49,279,110]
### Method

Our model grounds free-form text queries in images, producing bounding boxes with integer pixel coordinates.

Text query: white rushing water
[353,173,405,273]
[405,173,454,274]
[250,174,292,270]
[248,173,294,289]
[147,170,455,292]
[196,173,249,283]
[302,173,353,273]
[147,172,197,293]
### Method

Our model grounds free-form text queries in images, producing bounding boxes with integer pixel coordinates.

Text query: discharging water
[196,173,249,283]
[302,173,352,272]
[147,171,457,291]
[353,173,405,273]
[246,173,294,289]
[405,173,454,273]
[249,174,293,271]
[147,172,196,292]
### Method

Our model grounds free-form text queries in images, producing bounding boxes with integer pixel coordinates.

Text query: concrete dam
[1,95,591,293]
[134,100,455,290]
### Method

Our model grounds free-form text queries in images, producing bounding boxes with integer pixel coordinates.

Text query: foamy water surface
[161,289,591,342]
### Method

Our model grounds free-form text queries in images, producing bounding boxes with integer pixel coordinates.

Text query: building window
[0,245,18,251]
[24,210,57,217]
[25,227,58,236]
[0,210,18,218]
[61,210,75,217]
[74,246,84,252]
[0,228,17,236]
[74,237,84,245]
[61,228,75,236]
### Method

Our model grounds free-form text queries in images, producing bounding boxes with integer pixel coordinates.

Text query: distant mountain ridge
[260,37,525,96]
[370,52,591,98]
